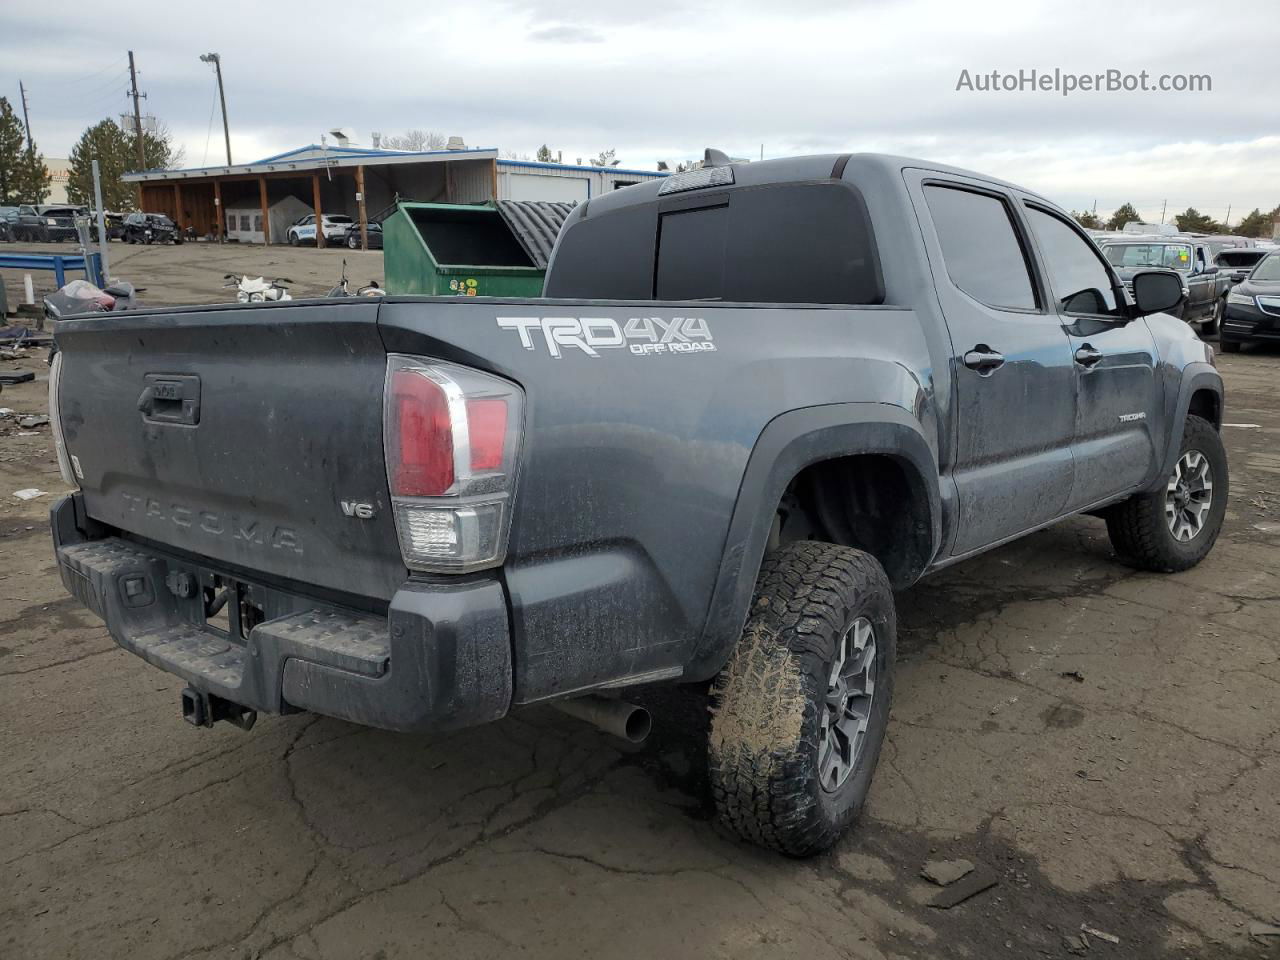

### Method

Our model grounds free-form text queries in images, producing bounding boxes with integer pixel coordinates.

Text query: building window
[254,215,263,232]
[240,215,251,231]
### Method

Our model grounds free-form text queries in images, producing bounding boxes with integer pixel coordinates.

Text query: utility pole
[128,51,146,207]
[1159,199,1167,225]
[17,80,33,154]
[1224,204,1232,230]
[200,53,232,165]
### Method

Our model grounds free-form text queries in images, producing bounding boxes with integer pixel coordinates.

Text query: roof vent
[446,136,467,151]
[329,127,355,148]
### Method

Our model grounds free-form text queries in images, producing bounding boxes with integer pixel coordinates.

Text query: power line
[32,57,129,90]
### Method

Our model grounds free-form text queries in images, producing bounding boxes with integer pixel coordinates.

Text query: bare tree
[382,129,447,152]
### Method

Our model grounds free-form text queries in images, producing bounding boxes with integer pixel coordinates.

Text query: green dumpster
[382,201,552,297]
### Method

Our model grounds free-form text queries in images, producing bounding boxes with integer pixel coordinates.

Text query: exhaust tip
[624,706,652,743]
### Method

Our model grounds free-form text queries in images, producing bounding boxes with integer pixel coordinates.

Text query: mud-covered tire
[1106,415,1227,572]
[708,540,896,856]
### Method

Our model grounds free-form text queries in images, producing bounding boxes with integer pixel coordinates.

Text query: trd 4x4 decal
[497,316,715,358]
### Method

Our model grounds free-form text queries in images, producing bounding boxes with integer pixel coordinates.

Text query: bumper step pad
[57,536,388,708]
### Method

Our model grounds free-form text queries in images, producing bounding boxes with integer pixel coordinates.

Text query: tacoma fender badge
[1118,412,1147,423]
[340,500,375,519]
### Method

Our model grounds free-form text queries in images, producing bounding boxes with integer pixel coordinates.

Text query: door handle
[962,346,1005,375]
[1074,345,1103,368]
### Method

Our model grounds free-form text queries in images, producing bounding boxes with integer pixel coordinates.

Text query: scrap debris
[1081,923,1120,944]
[1060,670,1086,683]
[14,489,47,501]
[18,415,48,429]
[921,859,974,886]
[925,860,998,909]
[1250,921,1280,941]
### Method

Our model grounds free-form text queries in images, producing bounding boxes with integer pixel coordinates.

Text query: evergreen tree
[1173,207,1219,233]
[0,97,28,204]
[65,118,177,211]
[1106,203,1142,231]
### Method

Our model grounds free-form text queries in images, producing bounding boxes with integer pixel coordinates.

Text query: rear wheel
[708,540,895,856]
[1106,415,1227,572]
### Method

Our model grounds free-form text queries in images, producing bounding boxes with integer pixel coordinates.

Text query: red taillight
[391,369,454,495]
[466,397,507,471]
[384,355,523,573]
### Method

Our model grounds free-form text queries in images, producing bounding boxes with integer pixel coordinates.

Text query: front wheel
[708,540,895,856]
[1202,297,1224,337]
[288,233,299,247]
[1106,414,1227,572]
[347,235,359,249]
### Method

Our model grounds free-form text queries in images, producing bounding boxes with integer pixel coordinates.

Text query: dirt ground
[0,287,1277,958]
[1,239,385,309]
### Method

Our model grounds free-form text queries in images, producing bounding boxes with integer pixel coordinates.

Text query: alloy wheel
[1166,449,1213,542]
[818,616,877,793]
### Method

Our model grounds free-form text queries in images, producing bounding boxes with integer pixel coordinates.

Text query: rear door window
[924,185,1037,311]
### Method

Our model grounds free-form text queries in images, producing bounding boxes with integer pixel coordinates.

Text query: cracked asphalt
[1,344,1277,960]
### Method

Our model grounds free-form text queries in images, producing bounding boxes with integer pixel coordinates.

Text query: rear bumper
[51,494,512,732]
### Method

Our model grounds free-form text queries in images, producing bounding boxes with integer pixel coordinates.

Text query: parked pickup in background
[7,204,80,242]
[47,151,1227,856]
[1101,237,1233,334]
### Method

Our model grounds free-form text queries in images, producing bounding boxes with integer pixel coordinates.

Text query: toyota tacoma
[48,152,1227,855]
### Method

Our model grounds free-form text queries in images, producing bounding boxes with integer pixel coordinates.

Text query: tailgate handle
[139,374,201,425]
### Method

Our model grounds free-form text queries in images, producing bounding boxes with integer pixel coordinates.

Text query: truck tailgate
[56,300,404,603]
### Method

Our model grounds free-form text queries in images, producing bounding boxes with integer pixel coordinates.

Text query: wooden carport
[124,146,501,251]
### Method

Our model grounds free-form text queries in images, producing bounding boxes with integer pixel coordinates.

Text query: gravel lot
[0,263,1277,958]
[1,239,384,308]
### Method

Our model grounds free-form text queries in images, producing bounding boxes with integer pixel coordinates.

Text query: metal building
[119,142,666,248]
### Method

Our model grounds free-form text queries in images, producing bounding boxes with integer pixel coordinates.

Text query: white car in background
[286,214,354,246]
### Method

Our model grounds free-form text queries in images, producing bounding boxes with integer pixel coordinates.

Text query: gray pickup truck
[1100,236,1234,334]
[48,152,1227,856]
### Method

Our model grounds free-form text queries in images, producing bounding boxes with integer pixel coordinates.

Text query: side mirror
[1203,265,1218,276]
[1131,270,1186,316]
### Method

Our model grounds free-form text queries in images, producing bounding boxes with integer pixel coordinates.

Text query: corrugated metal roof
[495,200,575,269]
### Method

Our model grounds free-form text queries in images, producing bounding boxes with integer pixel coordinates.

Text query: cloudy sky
[2,0,1276,223]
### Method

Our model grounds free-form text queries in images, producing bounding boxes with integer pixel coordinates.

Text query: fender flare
[686,403,941,681]
[1147,363,1223,492]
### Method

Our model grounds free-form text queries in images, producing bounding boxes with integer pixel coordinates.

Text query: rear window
[547,181,883,304]
[924,185,1037,311]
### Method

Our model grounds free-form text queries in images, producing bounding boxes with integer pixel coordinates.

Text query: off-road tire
[1106,414,1227,572]
[708,540,896,856]
[1220,339,1241,354]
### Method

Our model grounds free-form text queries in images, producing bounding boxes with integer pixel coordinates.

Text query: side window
[1024,207,1121,318]
[924,185,1037,310]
